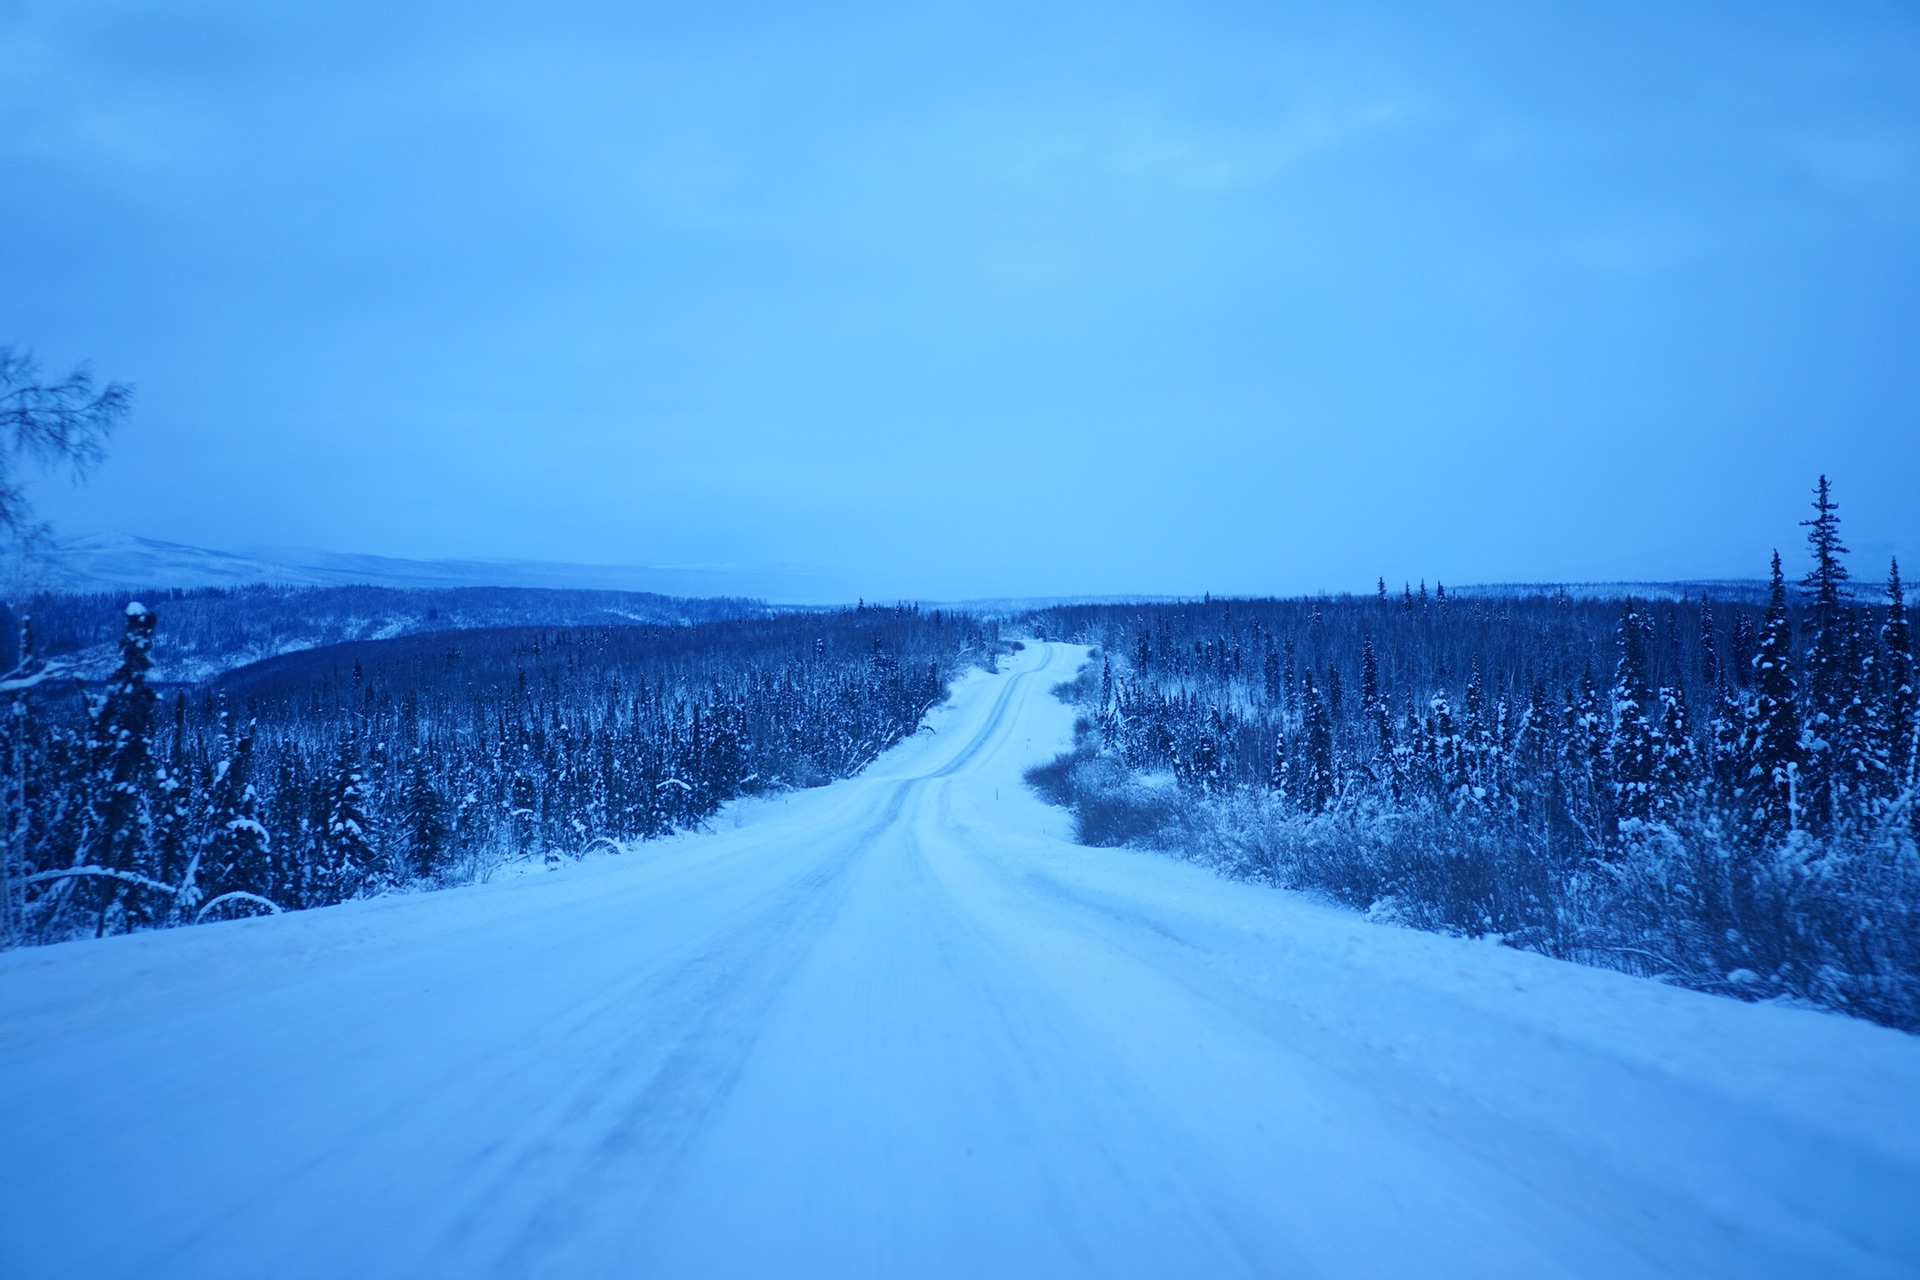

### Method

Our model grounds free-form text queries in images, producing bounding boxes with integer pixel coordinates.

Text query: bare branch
[0,345,133,536]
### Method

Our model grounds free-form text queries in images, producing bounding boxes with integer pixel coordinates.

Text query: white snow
[2,642,1917,1279]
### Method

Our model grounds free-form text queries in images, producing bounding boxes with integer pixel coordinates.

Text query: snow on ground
[2,643,1917,1279]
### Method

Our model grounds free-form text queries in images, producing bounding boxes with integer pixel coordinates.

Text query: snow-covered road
[4,642,1919,1279]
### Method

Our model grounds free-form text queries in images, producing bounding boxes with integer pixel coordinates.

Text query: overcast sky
[4,0,1918,600]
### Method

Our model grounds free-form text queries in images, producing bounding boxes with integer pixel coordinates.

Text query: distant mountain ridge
[3,533,1789,611]
[5,532,855,604]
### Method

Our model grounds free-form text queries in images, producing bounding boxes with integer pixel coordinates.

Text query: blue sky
[4,0,1918,600]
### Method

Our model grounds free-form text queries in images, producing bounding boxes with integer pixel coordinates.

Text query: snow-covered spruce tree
[1706,684,1744,809]
[1564,669,1610,838]
[1358,635,1380,725]
[263,752,317,910]
[1460,658,1492,807]
[399,749,450,880]
[1298,675,1333,811]
[1879,559,1915,816]
[321,734,380,901]
[187,711,274,921]
[1609,604,1659,826]
[1427,690,1466,804]
[1651,684,1696,818]
[148,692,195,896]
[1730,612,1757,687]
[0,616,56,946]
[65,602,161,937]
[1698,598,1720,688]
[1798,475,1856,831]
[1743,554,1799,839]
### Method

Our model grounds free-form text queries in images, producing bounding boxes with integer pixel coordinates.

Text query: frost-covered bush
[1032,742,1920,1030]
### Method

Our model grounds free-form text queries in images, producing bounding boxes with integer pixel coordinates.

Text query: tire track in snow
[454,655,1058,1275]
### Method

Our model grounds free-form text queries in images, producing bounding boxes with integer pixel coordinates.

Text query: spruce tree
[1299,675,1334,811]
[1698,598,1720,688]
[1609,603,1658,823]
[400,749,450,879]
[1651,686,1695,816]
[1566,669,1609,832]
[1798,475,1855,828]
[1360,634,1393,760]
[1731,612,1757,687]
[1428,691,1464,802]
[1359,635,1381,715]
[322,735,379,900]
[1880,559,1915,804]
[0,615,51,944]
[1707,686,1745,807]
[1744,553,1800,837]
[1802,475,1852,636]
[75,603,160,934]
[193,714,272,915]
[1463,657,1493,801]
[1514,681,1555,782]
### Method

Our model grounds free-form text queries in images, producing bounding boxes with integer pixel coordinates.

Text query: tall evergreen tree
[1566,669,1609,825]
[1698,598,1720,688]
[1651,685,1695,815]
[195,714,272,915]
[1798,475,1856,828]
[1731,612,1757,687]
[73,603,160,934]
[1744,553,1800,837]
[323,735,379,900]
[1880,559,1915,804]
[1360,633,1394,761]
[400,749,451,879]
[1609,604,1658,823]
[1299,675,1335,812]
[1427,691,1465,802]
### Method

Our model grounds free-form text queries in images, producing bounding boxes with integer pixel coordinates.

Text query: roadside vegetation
[1027,480,1920,1031]
[1,605,1004,946]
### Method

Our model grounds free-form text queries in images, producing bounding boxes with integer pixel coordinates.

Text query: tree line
[0,582,773,684]
[1,604,1001,946]
[1027,478,1919,1031]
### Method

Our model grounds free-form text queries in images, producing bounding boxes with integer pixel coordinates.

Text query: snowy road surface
[4,642,1919,1279]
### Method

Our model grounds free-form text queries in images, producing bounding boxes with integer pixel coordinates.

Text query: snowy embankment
[2,643,1917,1279]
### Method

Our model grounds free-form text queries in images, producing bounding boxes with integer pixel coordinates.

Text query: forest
[0,582,772,684]
[6,477,1915,1033]
[1025,479,1919,1030]
[0,604,1003,946]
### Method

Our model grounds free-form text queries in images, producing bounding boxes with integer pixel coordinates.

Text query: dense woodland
[1028,479,1919,1030]
[0,582,770,684]
[0,605,1001,946]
